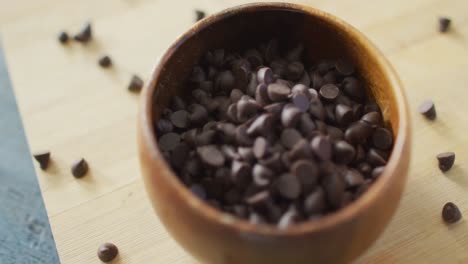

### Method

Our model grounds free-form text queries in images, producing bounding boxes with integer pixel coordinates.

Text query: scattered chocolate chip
[291,160,319,192]
[74,22,92,43]
[438,17,451,33]
[319,84,340,101]
[252,164,273,187]
[195,9,206,21]
[197,145,225,167]
[371,166,385,178]
[278,206,300,229]
[58,31,69,44]
[71,158,88,178]
[437,152,455,172]
[281,128,303,149]
[97,242,119,262]
[334,140,355,164]
[372,127,393,150]
[170,110,190,129]
[343,169,364,188]
[311,136,332,161]
[418,100,436,120]
[442,202,462,223]
[335,60,354,76]
[342,77,364,100]
[276,174,301,200]
[361,111,381,126]
[292,93,310,112]
[98,55,112,68]
[304,187,326,215]
[159,132,181,151]
[267,83,291,101]
[128,75,144,93]
[335,104,354,127]
[344,121,373,144]
[33,151,51,170]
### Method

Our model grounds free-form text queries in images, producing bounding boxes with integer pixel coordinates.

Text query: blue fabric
[0,40,60,264]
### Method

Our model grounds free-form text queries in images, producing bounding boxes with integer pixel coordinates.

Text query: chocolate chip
[287,61,304,81]
[171,96,187,111]
[245,49,263,68]
[442,202,462,223]
[316,60,334,74]
[311,136,332,161]
[216,70,235,92]
[319,84,340,101]
[311,72,324,89]
[298,71,311,86]
[372,127,393,150]
[33,151,51,170]
[188,104,208,125]
[276,174,301,200]
[257,67,275,85]
[190,184,207,200]
[335,60,355,76]
[195,9,206,21]
[238,147,255,163]
[98,55,112,68]
[97,242,119,262]
[364,101,381,114]
[342,77,364,100]
[343,169,364,188]
[128,75,144,92]
[289,139,313,161]
[230,89,244,103]
[281,105,302,128]
[252,164,273,187]
[74,22,92,43]
[292,93,310,112]
[195,130,216,146]
[170,110,190,129]
[334,140,355,164]
[190,66,206,83]
[357,162,372,177]
[171,143,190,170]
[71,158,88,178]
[371,166,385,178]
[344,121,373,144]
[267,83,291,102]
[304,187,326,215]
[327,126,344,141]
[159,132,181,151]
[58,31,69,44]
[335,104,354,127]
[247,113,273,136]
[264,102,285,115]
[285,43,304,62]
[418,100,436,120]
[237,98,259,122]
[259,152,283,171]
[291,160,319,192]
[437,152,455,172]
[367,148,387,166]
[246,190,270,207]
[438,17,451,33]
[361,111,381,126]
[322,172,345,208]
[253,137,268,159]
[299,113,317,138]
[235,124,254,146]
[353,104,364,120]
[281,128,303,149]
[197,145,225,167]
[309,97,326,120]
[231,160,251,187]
[278,206,300,229]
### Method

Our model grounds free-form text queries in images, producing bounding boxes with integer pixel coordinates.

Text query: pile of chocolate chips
[154,39,393,228]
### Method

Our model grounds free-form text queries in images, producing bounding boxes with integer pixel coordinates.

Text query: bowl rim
[140,2,410,236]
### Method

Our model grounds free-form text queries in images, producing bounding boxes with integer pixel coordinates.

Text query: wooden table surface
[1,0,467,263]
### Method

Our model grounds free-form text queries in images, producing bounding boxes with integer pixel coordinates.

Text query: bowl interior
[151,6,399,135]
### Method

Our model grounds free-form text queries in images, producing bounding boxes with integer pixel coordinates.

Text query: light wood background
[1,0,467,263]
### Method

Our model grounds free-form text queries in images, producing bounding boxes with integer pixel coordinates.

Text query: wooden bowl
[138,3,411,264]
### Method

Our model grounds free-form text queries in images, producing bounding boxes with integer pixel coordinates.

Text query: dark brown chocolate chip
[255,83,270,106]
[230,89,244,103]
[246,190,270,207]
[357,162,372,177]
[58,31,69,44]
[237,98,259,122]
[216,70,235,92]
[335,104,354,127]
[361,111,381,126]
[128,75,144,92]
[190,184,207,200]
[344,169,364,188]
[231,160,251,187]
[285,43,304,62]
[171,96,186,111]
[323,71,338,84]
[197,145,225,167]
[264,102,285,115]
[252,164,273,187]
[289,139,313,161]
[442,202,462,223]
[438,17,451,33]
[353,104,364,120]
[291,160,319,192]
[98,55,112,68]
[287,61,304,81]
[316,60,335,74]
[195,130,216,146]
[322,172,345,208]
[298,71,311,86]
[33,151,51,170]
[188,104,208,125]
[71,158,88,178]
[299,113,317,138]
[372,127,393,150]
[170,110,190,129]
[97,242,119,262]
[235,124,254,146]
[278,206,300,229]
[246,72,258,97]
[311,136,332,161]
[335,60,354,76]
[342,77,364,100]
[367,148,387,166]
[281,105,302,128]
[311,72,324,89]
[344,121,373,144]
[364,101,381,114]
[267,83,291,102]
[281,128,303,149]
[253,137,268,159]
[245,49,263,68]
[334,140,355,164]
[327,126,344,141]
[159,132,180,151]
[371,166,385,178]
[319,84,340,101]
[276,173,301,200]
[309,97,326,121]
[304,187,326,215]
[171,143,190,170]
[257,67,275,85]
[292,93,310,112]
[74,22,92,43]
[195,9,206,21]
[418,100,436,120]
[437,152,455,172]
[259,152,283,172]
[238,147,255,163]
[246,113,273,136]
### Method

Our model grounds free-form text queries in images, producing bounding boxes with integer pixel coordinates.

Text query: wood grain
[1,0,467,263]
